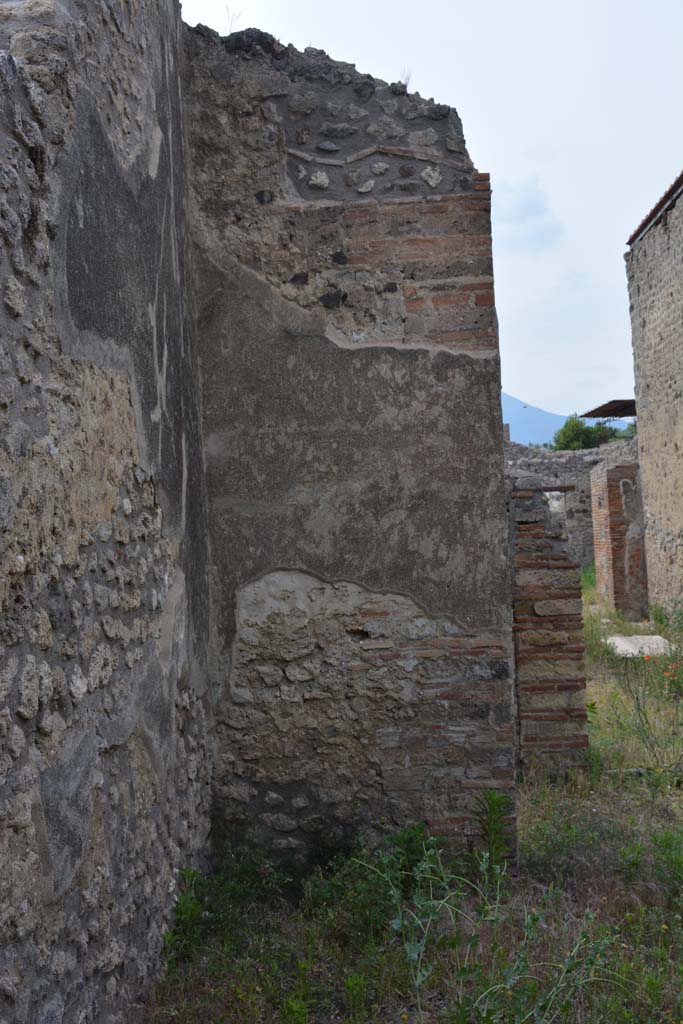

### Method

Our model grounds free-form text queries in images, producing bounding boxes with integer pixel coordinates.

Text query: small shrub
[656,651,683,700]
[343,971,370,1022]
[651,603,669,632]
[281,995,308,1024]
[302,824,427,949]
[652,830,683,907]
[472,788,513,881]
[352,831,465,1015]
[161,841,291,973]
[163,868,206,967]
[584,609,611,663]
[151,755,683,1024]
[617,839,644,885]
[521,804,630,885]
[611,651,683,774]
[668,600,683,636]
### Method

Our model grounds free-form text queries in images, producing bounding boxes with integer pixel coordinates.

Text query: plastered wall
[0,3,210,1022]
[185,27,517,861]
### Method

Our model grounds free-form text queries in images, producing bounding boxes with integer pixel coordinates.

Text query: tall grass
[149,737,683,1024]
[580,563,597,605]
[143,577,683,1023]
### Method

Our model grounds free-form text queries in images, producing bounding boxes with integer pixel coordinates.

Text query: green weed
[162,868,206,968]
[583,608,611,662]
[281,995,308,1024]
[149,650,683,1024]
[472,787,513,882]
[343,970,369,1023]
[581,562,597,603]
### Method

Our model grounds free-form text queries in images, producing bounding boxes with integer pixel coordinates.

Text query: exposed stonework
[509,479,588,769]
[186,26,490,357]
[627,187,683,612]
[591,462,648,620]
[186,26,517,863]
[0,3,210,1022]
[217,571,515,860]
[505,439,638,568]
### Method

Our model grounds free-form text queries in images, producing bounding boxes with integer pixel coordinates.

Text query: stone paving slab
[605,635,674,657]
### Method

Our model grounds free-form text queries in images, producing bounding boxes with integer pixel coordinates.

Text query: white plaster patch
[157,569,187,679]
[325,322,497,359]
[148,124,164,180]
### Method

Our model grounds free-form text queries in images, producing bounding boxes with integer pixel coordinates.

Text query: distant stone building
[626,172,683,612]
[505,439,638,568]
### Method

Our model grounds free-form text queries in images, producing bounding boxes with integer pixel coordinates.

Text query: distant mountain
[501,393,567,445]
[501,393,624,446]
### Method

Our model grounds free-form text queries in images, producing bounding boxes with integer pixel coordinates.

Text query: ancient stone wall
[0,3,210,1022]
[0,9,595,1018]
[627,197,683,613]
[185,27,517,859]
[505,439,638,568]
[509,479,588,769]
[591,463,648,620]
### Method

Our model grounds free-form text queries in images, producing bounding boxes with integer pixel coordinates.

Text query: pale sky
[180,0,683,414]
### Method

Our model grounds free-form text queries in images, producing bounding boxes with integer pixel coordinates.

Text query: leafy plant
[302,824,427,950]
[669,601,683,636]
[473,788,513,883]
[163,868,206,967]
[151,739,683,1024]
[583,608,611,663]
[281,995,308,1024]
[651,603,669,632]
[362,833,464,1016]
[611,651,683,775]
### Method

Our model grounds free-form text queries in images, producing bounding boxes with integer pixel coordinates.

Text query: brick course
[509,480,588,769]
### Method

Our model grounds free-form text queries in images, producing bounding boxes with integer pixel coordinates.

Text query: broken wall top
[186,26,494,357]
[187,25,475,205]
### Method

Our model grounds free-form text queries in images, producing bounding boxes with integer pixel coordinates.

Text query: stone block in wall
[510,478,588,770]
[590,462,648,619]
